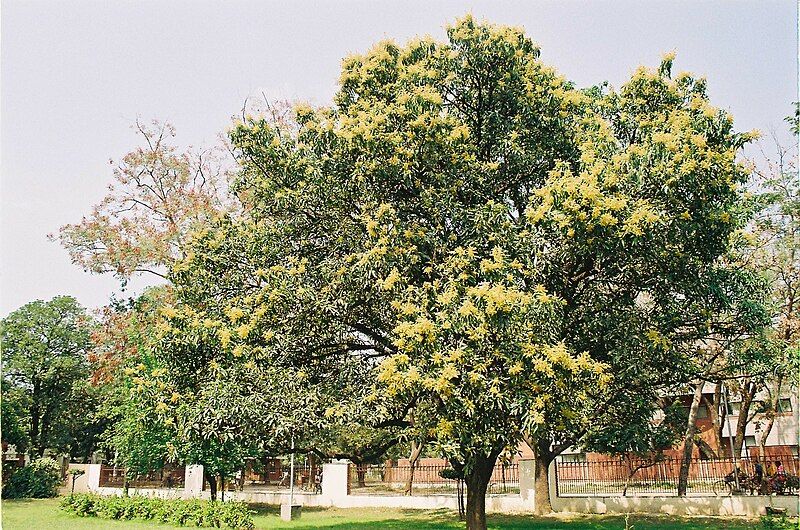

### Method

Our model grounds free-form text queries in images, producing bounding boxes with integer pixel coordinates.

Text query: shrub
[760,513,796,530]
[1,458,62,499]
[60,493,255,530]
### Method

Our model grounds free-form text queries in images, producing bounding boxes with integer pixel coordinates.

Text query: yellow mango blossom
[218,328,232,348]
[235,324,251,339]
[458,299,479,318]
[441,364,459,380]
[437,288,457,305]
[533,284,553,304]
[533,358,554,376]
[599,213,617,226]
[380,268,401,290]
[225,307,245,321]
[509,361,524,376]
[366,218,379,237]
[690,135,707,149]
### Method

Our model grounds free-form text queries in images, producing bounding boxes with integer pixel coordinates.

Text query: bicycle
[713,469,758,496]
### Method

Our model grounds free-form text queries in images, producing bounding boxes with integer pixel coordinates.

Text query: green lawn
[0,497,772,530]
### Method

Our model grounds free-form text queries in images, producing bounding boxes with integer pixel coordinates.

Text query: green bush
[1,458,62,499]
[759,513,796,530]
[60,493,255,530]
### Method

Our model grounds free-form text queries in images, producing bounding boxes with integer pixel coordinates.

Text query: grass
[0,497,773,530]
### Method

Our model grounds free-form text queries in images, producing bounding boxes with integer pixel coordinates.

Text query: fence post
[85,463,102,492]
[322,460,350,505]
[184,464,204,498]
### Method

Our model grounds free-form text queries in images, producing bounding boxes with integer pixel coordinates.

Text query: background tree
[1,296,94,457]
[54,120,231,283]
[746,105,800,461]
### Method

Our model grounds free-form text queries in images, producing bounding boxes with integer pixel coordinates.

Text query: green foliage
[59,494,254,530]
[1,458,62,499]
[758,513,795,530]
[1,296,95,458]
[584,396,686,457]
[94,289,179,477]
[1,379,29,451]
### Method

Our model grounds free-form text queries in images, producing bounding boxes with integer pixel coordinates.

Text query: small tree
[748,106,800,462]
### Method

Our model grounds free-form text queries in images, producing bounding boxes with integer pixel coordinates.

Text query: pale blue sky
[2,0,797,315]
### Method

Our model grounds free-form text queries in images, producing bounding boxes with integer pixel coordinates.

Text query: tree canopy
[138,16,769,529]
[1,296,95,457]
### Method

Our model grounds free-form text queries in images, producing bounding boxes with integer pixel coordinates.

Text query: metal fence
[555,455,800,497]
[349,462,519,496]
[99,465,185,489]
[240,457,320,493]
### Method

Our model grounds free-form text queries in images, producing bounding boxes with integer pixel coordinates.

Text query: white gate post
[184,464,204,498]
[519,459,536,503]
[85,463,102,492]
[321,460,350,506]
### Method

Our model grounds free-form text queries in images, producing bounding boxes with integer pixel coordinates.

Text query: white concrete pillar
[519,459,536,502]
[85,464,101,492]
[184,465,204,498]
[322,460,350,504]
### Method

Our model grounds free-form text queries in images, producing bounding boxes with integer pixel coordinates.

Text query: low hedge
[60,493,255,529]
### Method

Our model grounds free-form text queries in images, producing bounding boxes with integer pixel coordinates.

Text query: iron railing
[99,465,185,489]
[555,455,800,497]
[348,462,519,496]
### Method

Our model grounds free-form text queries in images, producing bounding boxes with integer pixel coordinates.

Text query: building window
[726,402,741,415]
[777,398,793,413]
[696,405,709,419]
[744,435,757,448]
[560,453,587,463]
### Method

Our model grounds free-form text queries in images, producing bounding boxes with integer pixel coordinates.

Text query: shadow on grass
[248,505,764,530]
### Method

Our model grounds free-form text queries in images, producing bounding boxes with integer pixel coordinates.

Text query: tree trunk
[464,453,497,530]
[533,448,553,514]
[733,381,756,458]
[759,375,784,494]
[678,381,704,496]
[404,440,424,495]
[702,382,724,456]
[205,470,217,501]
[521,434,559,515]
[30,405,41,456]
